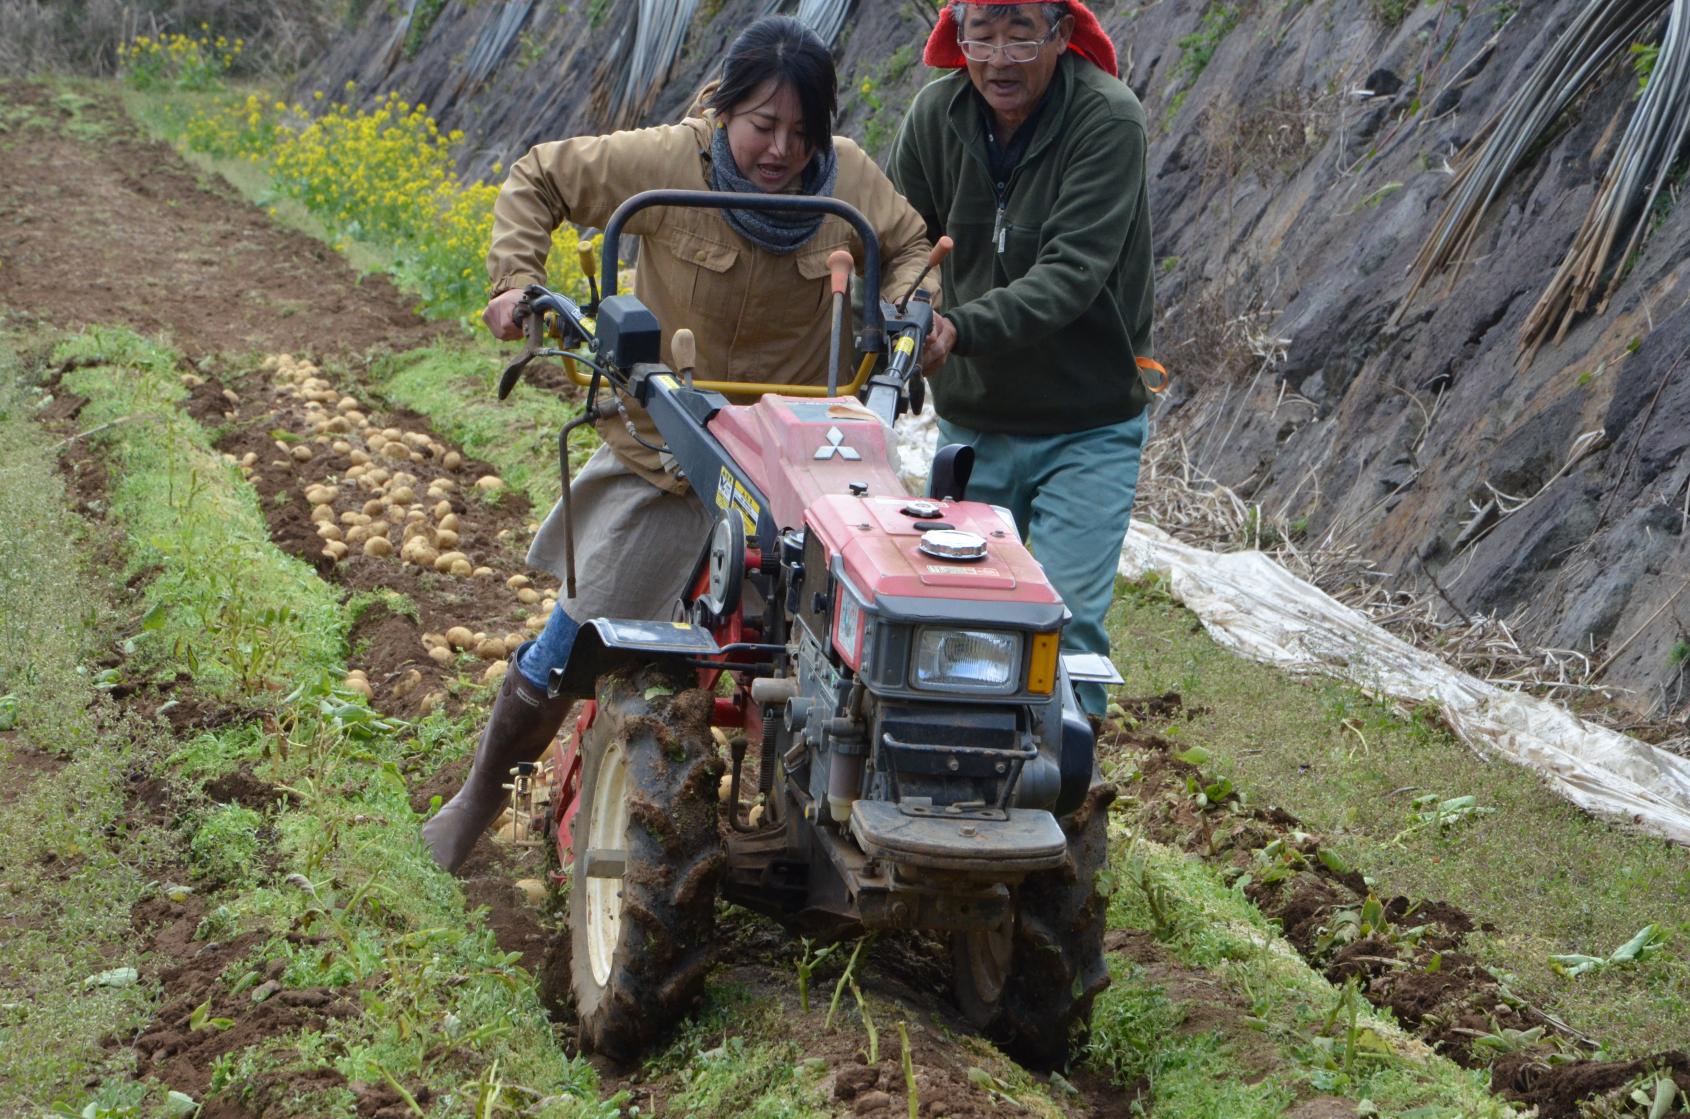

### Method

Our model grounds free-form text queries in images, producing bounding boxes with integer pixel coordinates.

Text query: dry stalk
[1131,436,1673,743]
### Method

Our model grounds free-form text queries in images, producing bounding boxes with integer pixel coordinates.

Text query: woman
[424,16,935,871]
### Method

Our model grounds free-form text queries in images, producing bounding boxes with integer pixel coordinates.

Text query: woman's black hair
[706,16,837,152]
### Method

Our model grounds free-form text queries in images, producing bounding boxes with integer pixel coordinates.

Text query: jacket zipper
[993,179,1011,254]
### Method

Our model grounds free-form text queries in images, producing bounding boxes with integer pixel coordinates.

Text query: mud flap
[547,618,722,699]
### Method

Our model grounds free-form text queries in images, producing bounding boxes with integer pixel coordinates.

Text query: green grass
[0,332,180,1115]
[56,327,346,698]
[7,326,620,1116]
[0,339,106,754]
[1106,575,1690,1060]
[369,336,600,515]
[1096,833,1519,1116]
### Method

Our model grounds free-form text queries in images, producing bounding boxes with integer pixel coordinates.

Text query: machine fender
[547,618,723,699]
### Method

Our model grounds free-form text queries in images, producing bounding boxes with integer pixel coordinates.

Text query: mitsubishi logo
[813,426,861,461]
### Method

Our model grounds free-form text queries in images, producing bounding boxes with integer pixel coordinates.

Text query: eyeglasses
[956,27,1059,64]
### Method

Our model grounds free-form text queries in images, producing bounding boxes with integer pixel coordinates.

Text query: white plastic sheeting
[891,411,1690,846]
[1118,522,1690,848]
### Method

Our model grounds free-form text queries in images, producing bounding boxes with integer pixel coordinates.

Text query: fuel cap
[917,529,988,561]
[901,500,942,519]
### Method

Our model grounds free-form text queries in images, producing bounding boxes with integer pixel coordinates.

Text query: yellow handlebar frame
[559,351,879,398]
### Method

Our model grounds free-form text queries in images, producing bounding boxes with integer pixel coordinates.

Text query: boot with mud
[423,663,572,872]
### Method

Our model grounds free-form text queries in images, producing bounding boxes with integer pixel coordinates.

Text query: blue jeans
[515,604,581,690]
[936,411,1146,715]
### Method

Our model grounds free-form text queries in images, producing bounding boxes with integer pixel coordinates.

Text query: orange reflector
[1027,631,1060,695]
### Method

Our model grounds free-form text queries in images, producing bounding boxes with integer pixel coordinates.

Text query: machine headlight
[911,628,1021,693]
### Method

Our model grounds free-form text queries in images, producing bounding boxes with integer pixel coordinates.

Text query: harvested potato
[427,645,454,666]
[403,431,431,449]
[419,690,445,715]
[482,660,508,684]
[443,451,463,471]
[222,388,240,405]
[503,632,526,655]
[363,536,394,557]
[475,474,505,493]
[345,525,369,545]
[472,566,495,578]
[310,503,336,524]
[389,486,415,506]
[322,540,349,561]
[391,668,423,700]
[516,587,540,605]
[426,485,449,502]
[240,451,258,467]
[317,523,343,542]
[366,468,391,486]
[438,512,460,533]
[434,528,460,549]
[304,484,339,505]
[445,626,475,650]
[362,498,385,517]
[331,440,352,454]
[325,415,352,434]
[514,879,548,905]
[405,508,426,523]
[348,450,371,467]
[181,372,205,388]
[432,499,453,520]
[420,631,447,650]
[449,558,473,577]
[433,550,467,573]
[336,396,360,413]
[525,614,546,633]
[402,522,432,542]
[506,573,532,590]
[290,445,314,463]
[341,511,372,526]
[343,674,373,699]
[474,637,506,660]
[381,427,403,442]
[401,539,439,568]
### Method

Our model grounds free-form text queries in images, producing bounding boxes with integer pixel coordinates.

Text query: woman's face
[722,80,813,192]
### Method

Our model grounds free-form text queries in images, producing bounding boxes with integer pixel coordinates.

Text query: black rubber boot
[422,664,573,873]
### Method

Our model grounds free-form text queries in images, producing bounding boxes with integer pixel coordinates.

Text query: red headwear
[923,0,1119,79]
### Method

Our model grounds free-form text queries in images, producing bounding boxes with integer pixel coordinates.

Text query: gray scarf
[708,124,838,255]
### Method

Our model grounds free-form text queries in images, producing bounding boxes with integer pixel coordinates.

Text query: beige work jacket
[487,114,935,493]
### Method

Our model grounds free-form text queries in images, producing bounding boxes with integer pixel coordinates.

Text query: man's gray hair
[950,0,1070,34]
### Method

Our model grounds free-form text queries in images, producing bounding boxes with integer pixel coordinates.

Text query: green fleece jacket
[889,54,1154,434]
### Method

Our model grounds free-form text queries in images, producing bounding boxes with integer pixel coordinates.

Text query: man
[889,0,1156,716]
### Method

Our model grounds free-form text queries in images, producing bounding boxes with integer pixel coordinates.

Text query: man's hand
[482,288,526,340]
[921,312,957,373]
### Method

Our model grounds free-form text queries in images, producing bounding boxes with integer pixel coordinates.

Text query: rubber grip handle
[672,327,696,372]
[828,249,853,296]
[928,235,954,270]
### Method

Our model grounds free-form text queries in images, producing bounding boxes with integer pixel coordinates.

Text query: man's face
[958,3,1072,136]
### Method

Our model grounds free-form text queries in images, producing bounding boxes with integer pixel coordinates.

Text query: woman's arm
[485,124,702,297]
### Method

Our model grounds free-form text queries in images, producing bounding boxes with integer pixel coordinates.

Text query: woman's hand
[921,312,957,373]
[482,289,526,340]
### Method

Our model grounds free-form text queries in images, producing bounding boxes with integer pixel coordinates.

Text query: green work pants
[935,411,1146,716]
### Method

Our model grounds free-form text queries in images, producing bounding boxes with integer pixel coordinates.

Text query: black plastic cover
[596,294,661,368]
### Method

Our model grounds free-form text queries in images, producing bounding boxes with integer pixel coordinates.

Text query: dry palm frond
[590,0,702,130]
[1393,0,1690,358]
[1133,436,1625,710]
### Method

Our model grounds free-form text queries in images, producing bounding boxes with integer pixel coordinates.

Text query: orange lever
[827,249,853,296]
[928,235,954,269]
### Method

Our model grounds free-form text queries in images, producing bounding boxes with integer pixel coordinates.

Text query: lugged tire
[568,666,725,1061]
[953,782,1117,1069]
